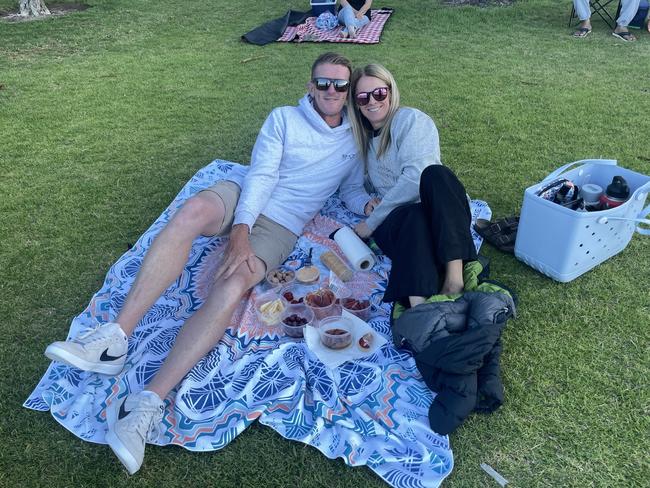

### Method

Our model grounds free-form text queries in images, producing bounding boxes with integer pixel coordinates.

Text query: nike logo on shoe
[100,348,126,362]
[118,400,131,420]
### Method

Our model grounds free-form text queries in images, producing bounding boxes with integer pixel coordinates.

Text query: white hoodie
[228,95,369,235]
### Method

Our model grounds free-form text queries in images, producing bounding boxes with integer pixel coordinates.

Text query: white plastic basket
[515,159,650,282]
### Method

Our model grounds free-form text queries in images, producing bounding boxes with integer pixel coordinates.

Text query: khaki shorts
[201,180,298,271]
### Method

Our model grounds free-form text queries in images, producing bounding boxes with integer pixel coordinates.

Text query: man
[44,52,370,474]
[572,0,641,41]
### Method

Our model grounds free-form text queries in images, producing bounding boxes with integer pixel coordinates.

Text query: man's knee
[213,263,263,302]
[172,194,224,235]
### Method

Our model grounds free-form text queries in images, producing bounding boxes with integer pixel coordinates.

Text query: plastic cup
[318,315,354,349]
[265,266,296,289]
[280,303,314,338]
[304,287,340,320]
[341,296,371,321]
[253,290,287,326]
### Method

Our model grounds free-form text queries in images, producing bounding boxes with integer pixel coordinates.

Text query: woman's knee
[421,164,456,185]
[420,165,466,198]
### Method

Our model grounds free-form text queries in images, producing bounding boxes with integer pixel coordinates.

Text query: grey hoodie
[227,95,370,235]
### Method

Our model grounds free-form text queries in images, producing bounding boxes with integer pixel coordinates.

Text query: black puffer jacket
[392,291,515,435]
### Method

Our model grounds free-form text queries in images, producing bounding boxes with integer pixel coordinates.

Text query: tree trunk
[19,0,50,16]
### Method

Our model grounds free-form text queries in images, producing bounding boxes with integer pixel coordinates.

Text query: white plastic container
[311,0,336,16]
[515,159,650,282]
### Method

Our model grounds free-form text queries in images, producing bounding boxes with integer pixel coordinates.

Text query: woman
[337,0,372,39]
[349,64,477,307]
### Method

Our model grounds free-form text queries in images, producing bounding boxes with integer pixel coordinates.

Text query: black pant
[373,165,477,303]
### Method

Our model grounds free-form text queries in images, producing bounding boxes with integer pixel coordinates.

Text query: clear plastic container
[265,266,296,289]
[280,303,314,338]
[318,315,354,349]
[341,296,371,321]
[253,290,287,326]
[280,282,320,305]
[304,287,340,320]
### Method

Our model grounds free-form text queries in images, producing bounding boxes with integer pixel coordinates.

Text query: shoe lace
[74,324,116,345]
[129,403,164,442]
[74,324,103,342]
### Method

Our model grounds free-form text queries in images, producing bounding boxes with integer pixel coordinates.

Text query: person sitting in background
[572,0,641,41]
[338,0,372,39]
[348,63,477,308]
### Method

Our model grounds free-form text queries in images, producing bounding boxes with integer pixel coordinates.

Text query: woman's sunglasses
[355,87,389,106]
[312,77,350,92]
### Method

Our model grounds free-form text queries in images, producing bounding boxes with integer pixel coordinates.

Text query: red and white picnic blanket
[279,8,393,43]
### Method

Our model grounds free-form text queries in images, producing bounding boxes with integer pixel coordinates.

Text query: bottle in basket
[599,176,630,209]
[579,183,604,211]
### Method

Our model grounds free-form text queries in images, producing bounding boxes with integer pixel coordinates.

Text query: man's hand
[364,197,381,216]
[215,224,257,281]
[354,221,372,239]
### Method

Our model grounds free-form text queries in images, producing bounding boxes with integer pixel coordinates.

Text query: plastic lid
[580,183,603,203]
[606,176,630,199]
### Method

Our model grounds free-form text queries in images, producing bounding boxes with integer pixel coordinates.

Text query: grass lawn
[1,0,649,486]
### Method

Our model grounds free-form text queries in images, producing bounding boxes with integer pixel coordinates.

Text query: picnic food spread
[341,297,371,320]
[258,298,285,325]
[296,265,320,283]
[358,332,373,350]
[319,316,354,349]
[266,267,296,286]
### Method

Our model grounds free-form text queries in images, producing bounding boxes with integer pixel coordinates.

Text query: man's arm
[233,110,285,229]
[215,110,285,280]
[338,156,373,216]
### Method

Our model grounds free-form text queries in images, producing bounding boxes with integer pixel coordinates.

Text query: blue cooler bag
[515,159,650,282]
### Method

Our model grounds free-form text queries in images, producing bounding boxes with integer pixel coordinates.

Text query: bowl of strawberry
[341,296,371,321]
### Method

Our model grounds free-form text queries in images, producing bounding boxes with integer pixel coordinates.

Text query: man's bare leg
[116,192,227,336]
[144,258,265,399]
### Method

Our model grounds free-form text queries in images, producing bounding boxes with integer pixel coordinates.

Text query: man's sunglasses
[355,87,390,106]
[312,77,350,92]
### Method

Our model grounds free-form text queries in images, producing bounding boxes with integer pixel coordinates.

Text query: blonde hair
[348,64,401,162]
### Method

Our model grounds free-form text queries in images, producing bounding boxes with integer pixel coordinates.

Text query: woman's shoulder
[391,107,437,134]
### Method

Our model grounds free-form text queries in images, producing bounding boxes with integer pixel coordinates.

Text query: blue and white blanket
[25,160,491,487]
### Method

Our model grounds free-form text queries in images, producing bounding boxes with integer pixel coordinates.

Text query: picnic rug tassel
[25,160,490,488]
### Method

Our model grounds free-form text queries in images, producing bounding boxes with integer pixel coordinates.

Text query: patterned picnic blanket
[24,160,491,488]
[279,8,393,43]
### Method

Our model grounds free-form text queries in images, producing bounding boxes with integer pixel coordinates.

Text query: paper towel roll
[332,226,376,271]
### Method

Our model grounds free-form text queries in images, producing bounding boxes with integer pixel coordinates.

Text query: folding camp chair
[568,0,622,28]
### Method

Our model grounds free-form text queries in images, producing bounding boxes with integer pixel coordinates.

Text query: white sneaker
[45,322,128,375]
[106,391,164,475]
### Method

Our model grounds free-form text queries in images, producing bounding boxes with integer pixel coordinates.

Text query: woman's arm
[357,0,372,18]
[365,110,441,232]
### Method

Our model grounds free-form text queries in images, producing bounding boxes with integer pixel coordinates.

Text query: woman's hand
[354,221,372,239]
[364,197,381,216]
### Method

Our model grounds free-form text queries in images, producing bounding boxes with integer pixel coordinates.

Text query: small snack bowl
[304,287,339,320]
[253,290,287,326]
[265,266,296,289]
[341,296,371,321]
[280,282,319,305]
[318,315,354,350]
[280,303,314,338]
